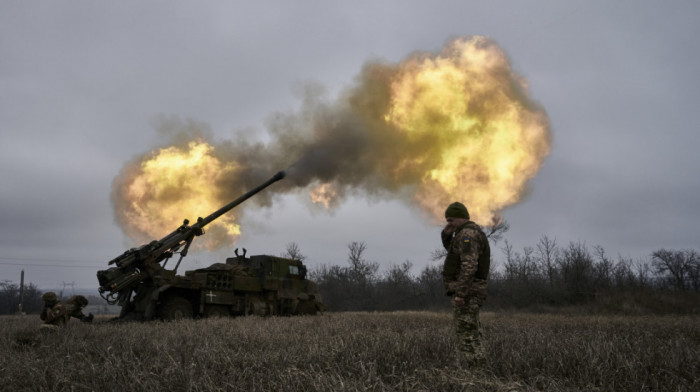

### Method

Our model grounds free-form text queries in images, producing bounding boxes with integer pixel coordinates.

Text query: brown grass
[1,311,698,391]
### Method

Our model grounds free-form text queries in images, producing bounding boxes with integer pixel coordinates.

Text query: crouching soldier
[65,295,94,323]
[40,292,93,331]
[40,292,67,329]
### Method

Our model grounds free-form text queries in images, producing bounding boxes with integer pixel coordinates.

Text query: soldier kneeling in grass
[40,292,93,331]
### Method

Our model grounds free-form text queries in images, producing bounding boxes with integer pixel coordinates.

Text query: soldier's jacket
[65,295,89,321]
[40,302,68,326]
[64,303,88,321]
[442,221,491,299]
[40,296,89,326]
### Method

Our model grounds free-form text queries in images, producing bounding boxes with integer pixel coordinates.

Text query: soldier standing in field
[441,202,490,365]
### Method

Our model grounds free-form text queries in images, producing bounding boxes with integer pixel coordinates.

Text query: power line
[0,257,101,269]
[0,256,97,264]
[0,261,100,269]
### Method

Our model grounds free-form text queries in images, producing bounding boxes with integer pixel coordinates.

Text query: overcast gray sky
[1,1,698,290]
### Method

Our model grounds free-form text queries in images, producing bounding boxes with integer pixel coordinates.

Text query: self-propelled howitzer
[96,170,325,321]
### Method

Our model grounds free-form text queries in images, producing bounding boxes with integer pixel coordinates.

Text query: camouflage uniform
[40,292,68,327]
[40,293,92,328]
[65,295,92,322]
[442,220,490,364]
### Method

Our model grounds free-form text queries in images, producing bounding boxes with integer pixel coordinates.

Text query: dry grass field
[1,311,698,391]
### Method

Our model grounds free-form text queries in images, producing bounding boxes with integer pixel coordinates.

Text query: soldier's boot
[456,338,485,367]
[39,324,60,333]
[456,351,483,367]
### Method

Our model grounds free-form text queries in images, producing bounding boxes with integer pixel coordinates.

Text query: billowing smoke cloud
[112,36,551,249]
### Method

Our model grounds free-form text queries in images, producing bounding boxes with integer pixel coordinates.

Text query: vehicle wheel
[118,311,144,322]
[158,296,193,321]
[296,300,318,315]
[119,302,135,318]
[204,305,230,318]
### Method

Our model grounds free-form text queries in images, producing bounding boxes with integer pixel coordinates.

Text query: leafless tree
[282,241,306,262]
[688,251,700,291]
[483,215,510,245]
[384,261,414,286]
[503,243,537,282]
[501,240,519,280]
[501,240,514,267]
[651,249,699,291]
[558,241,595,301]
[611,256,636,288]
[0,280,43,315]
[635,258,652,288]
[536,235,559,288]
[593,245,613,288]
[430,248,447,262]
[348,241,367,265]
[347,241,379,285]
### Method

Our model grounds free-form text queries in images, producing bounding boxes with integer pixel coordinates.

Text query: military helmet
[445,202,470,220]
[42,291,58,303]
[66,295,88,307]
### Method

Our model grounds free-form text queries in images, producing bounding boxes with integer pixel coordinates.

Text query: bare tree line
[304,241,447,312]
[298,232,700,313]
[2,230,697,315]
[0,280,43,315]
[490,237,699,310]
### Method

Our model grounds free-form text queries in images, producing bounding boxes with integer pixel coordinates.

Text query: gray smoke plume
[112,36,551,246]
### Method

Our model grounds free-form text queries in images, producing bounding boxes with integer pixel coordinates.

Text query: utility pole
[17,270,26,315]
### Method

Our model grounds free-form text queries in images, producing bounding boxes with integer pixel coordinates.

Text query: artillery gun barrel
[98,170,286,298]
[196,170,286,228]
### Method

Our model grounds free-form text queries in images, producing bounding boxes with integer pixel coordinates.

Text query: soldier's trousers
[453,296,484,362]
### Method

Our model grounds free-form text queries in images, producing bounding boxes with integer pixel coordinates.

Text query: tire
[119,302,135,318]
[204,305,230,318]
[158,296,193,321]
[118,311,144,322]
[296,300,318,315]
